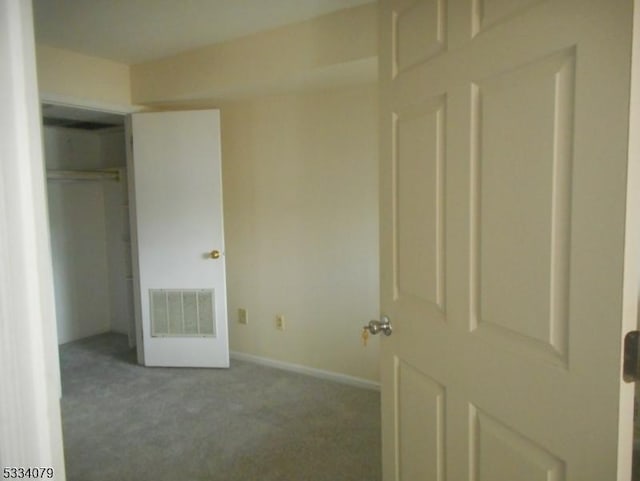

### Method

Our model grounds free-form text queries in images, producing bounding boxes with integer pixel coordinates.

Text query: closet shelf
[47,169,120,183]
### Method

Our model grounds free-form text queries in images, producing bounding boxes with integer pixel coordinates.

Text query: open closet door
[130,110,229,368]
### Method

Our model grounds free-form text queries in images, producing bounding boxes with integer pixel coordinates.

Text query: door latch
[363,315,393,337]
[623,331,640,382]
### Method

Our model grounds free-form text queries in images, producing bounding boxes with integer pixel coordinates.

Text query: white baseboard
[230,351,380,392]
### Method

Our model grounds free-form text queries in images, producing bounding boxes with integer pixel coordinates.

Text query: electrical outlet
[275,314,285,330]
[238,308,248,325]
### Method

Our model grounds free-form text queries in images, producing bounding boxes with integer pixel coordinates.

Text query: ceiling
[33,0,374,64]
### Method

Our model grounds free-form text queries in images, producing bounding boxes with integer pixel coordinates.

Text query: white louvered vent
[150,289,216,337]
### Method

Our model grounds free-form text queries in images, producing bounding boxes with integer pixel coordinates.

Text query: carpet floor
[59,333,382,481]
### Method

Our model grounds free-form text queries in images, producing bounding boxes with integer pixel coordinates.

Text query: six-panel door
[379,1,637,479]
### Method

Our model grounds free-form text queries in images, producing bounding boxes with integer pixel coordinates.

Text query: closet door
[131,110,228,368]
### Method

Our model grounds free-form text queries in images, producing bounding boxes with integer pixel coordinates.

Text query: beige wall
[221,85,380,381]
[37,45,131,108]
[36,4,376,108]
[35,7,380,381]
[131,3,376,104]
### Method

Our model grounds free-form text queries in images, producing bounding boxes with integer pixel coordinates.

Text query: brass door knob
[209,250,221,259]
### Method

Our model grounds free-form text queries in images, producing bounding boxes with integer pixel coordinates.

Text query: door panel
[131,110,229,368]
[394,0,447,73]
[394,96,446,312]
[379,1,636,480]
[472,50,574,365]
[470,406,565,481]
[396,359,446,481]
[471,0,543,35]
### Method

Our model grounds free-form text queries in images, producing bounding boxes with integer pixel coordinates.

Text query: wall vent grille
[150,289,216,337]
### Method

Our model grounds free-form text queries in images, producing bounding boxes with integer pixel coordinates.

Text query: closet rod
[46,169,120,183]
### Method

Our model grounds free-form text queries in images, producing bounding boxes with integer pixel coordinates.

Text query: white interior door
[131,110,229,368]
[379,1,638,480]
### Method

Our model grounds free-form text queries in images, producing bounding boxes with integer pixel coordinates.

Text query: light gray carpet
[59,333,382,481]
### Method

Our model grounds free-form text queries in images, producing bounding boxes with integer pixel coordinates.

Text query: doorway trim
[40,91,141,116]
[0,0,65,473]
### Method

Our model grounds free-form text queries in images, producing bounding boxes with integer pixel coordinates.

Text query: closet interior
[42,104,135,346]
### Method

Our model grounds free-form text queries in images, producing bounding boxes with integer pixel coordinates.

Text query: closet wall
[44,125,132,344]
